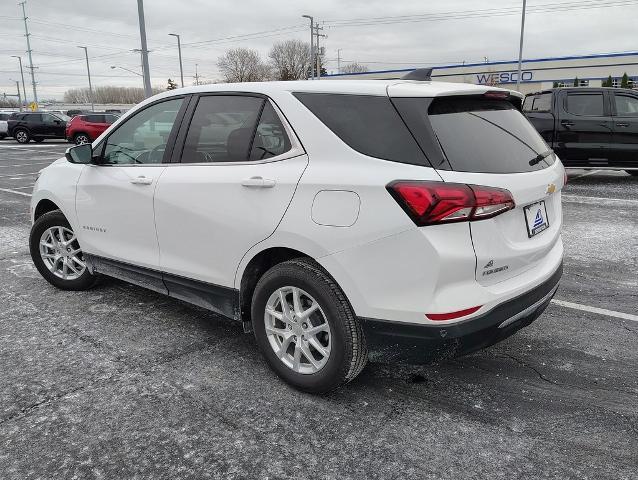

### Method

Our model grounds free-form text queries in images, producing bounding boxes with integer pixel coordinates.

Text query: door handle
[241,176,276,188]
[616,122,629,127]
[130,175,153,185]
[560,120,575,127]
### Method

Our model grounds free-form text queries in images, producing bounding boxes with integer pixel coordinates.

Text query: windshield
[394,96,555,174]
[52,113,71,122]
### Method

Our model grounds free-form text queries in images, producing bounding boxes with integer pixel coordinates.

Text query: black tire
[251,258,367,393]
[33,137,44,143]
[74,133,90,145]
[14,128,30,144]
[29,210,99,291]
[626,170,638,177]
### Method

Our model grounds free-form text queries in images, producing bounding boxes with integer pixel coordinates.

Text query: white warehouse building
[324,52,638,94]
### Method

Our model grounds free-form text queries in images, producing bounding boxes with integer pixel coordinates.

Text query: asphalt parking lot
[0,139,636,479]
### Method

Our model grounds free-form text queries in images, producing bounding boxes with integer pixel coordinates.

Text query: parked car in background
[8,112,71,143]
[66,113,119,144]
[524,87,638,175]
[0,111,12,139]
[66,109,89,118]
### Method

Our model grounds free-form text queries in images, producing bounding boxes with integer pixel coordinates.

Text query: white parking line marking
[0,162,52,168]
[0,187,32,197]
[562,195,638,206]
[0,172,39,178]
[551,299,638,323]
[568,170,601,180]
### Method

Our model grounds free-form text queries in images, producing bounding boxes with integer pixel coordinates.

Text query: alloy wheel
[39,226,86,280]
[16,131,28,143]
[264,286,332,374]
[75,135,89,145]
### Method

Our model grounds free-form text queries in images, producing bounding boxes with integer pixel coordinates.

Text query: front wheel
[251,258,368,393]
[626,170,638,177]
[29,210,99,290]
[74,133,90,145]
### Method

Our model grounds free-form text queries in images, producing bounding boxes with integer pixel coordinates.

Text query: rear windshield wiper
[529,150,553,166]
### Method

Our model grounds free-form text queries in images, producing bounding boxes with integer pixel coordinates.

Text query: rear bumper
[360,261,562,364]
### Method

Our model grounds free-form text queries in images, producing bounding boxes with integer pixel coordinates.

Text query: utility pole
[337,49,342,74]
[302,15,314,79]
[314,24,326,80]
[168,33,184,87]
[194,63,200,85]
[19,1,37,106]
[78,46,94,111]
[516,0,527,92]
[136,0,152,98]
[11,56,27,106]
[15,81,22,111]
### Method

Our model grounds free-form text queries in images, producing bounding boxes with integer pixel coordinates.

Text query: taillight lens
[387,181,515,226]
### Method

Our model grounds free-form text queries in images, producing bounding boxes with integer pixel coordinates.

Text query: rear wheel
[74,133,90,145]
[626,170,638,177]
[29,210,99,291]
[251,258,367,393]
[14,129,30,143]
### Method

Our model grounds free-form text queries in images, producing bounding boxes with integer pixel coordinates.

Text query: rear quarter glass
[393,96,555,174]
[293,92,430,167]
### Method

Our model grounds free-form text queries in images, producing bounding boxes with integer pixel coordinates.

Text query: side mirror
[65,143,93,164]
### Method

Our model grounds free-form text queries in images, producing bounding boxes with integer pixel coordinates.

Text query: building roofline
[323,51,638,78]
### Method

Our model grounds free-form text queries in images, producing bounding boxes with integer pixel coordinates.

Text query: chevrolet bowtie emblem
[546,183,556,194]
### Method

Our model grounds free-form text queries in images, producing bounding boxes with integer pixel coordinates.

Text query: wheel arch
[238,247,312,325]
[33,198,60,221]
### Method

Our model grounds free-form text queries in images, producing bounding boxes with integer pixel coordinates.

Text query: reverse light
[426,306,482,321]
[387,181,515,226]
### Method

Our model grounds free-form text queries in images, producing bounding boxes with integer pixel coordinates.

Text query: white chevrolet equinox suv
[29,79,564,393]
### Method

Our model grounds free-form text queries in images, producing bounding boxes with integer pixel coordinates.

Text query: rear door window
[394,96,554,174]
[565,93,604,116]
[294,93,428,166]
[613,94,638,116]
[181,95,264,163]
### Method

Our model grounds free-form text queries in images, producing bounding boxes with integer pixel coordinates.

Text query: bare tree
[269,40,310,80]
[64,86,162,104]
[0,97,18,108]
[341,62,369,74]
[217,48,270,83]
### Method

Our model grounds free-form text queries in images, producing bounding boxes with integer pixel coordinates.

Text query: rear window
[394,96,554,174]
[293,93,428,166]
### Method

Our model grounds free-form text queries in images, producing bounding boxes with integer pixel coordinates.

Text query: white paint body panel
[154,155,308,287]
[75,164,165,269]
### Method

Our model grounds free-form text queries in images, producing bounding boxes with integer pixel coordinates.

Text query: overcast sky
[1,0,637,101]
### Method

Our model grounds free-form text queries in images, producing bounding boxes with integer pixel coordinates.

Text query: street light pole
[168,33,184,88]
[136,0,152,98]
[15,81,22,112]
[78,46,94,112]
[302,15,314,80]
[516,0,527,92]
[11,56,28,106]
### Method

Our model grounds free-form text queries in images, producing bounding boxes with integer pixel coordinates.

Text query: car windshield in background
[53,113,71,122]
[394,96,554,174]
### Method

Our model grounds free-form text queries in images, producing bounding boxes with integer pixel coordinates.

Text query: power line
[324,0,638,27]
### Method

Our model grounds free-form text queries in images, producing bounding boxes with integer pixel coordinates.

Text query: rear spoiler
[401,68,433,81]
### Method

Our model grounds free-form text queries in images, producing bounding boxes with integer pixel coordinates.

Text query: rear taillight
[387,181,515,226]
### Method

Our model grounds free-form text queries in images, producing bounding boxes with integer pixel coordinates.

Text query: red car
[66,113,119,145]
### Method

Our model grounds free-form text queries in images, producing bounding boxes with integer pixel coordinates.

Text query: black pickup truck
[523,87,638,175]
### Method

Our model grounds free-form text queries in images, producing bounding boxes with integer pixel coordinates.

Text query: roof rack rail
[401,68,433,81]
